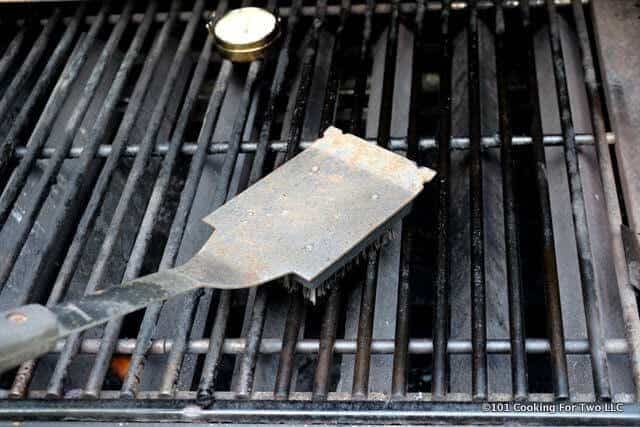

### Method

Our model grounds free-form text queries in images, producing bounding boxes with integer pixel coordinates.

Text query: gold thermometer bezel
[208,7,281,63]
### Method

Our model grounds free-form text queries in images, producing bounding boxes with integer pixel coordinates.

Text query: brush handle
[0,304,60,374]
[0,269,204,373]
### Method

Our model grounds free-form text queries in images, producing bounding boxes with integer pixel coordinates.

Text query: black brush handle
[0,270,207,373]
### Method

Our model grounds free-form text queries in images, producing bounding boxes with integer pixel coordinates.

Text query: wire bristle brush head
[284,228,399,304]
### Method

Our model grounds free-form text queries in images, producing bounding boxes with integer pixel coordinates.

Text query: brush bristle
[284,228,398,304]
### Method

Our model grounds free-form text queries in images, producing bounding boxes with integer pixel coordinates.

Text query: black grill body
[0,0,639,424]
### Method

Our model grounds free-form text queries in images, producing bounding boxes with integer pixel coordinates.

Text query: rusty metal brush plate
[192,127,435,290]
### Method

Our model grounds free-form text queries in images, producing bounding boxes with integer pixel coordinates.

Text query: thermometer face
[211,7,280,62]
[214,7,277,45]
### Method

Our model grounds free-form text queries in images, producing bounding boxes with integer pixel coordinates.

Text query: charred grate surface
[0,0,638,423]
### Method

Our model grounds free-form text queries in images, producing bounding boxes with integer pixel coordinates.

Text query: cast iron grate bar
[467,0,487,401]
[0,10,62,135]
[352,0,396,400]
[390,0,427,398]
[233,0,304,401]
[158,31,263,399]
[352,252,379,397]
[119,2,232,398]
[0,9,82,178]
[431,0,452,399]
[85,5,211,398]
[495,0,528,400]
[9,0,172,399]
[44,0,206,398]
[0,7,102,232]
[111,0,229,397]
[272,0,326,400]
[519,0,570,400]
[570,0,640,398]
[0,2,126,295]
[36,0,591,28]
[0,26,26,88]
[0,2,109,312]
[10,132,614,161]
[544,0,610,400]
[21,336,634,357]
[310,0,351,402]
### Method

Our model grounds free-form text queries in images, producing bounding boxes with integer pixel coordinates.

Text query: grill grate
[0,0,639,423]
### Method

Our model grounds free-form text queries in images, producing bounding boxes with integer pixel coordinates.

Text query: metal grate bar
[122,3,233,399]
[0,9,89,228]
[313,287,343,399]
[351,0,396,399]
[0,0,108,289]
[431,0,452,399]
[273,0,327,397]
[347,0,375,399]
[318,0,350,134]
[235,286,268,398]
[0,11,73,215]
[84,7,210,399]
[544,0,610,400]
[0,3,108,295]
[45,5,185,399]
[116,0,230,398]
[520,0,570,400]
[195,287,232,404]
[352,252,379,397]
[494,0,527,400]
[52,0,590,27]
[5,390,638,404]
[43,0,203,398]
[3,397,640,425]
[390,0,425,394]
[159,51,262,400]
[42,337,633,356]
[391,229,412,397]
[8,1,176,400]
[0,11,82,177]
[233,0,303,401]
[247,0,301,186]
[573,0,640,399]
[154,45,236,396]
[0,26,26,88]
[467,0,487,401]
[310,0,352,402]
[119,53,232,396]
[0,10,62,129]
[275,293,306,398]
[12,132,614,160]
[0,1,127,294]
[376,0,399,151]
[349,0,374,138]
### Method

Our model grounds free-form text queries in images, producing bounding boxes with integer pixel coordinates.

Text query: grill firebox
[0,0,639,424]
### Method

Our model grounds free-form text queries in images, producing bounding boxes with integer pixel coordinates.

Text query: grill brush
[0,127,434,373]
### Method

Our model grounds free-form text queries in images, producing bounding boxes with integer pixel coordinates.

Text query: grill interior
[0,0,639,423]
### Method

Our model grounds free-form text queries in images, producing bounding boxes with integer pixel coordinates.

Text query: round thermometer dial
[209,7,280,62]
